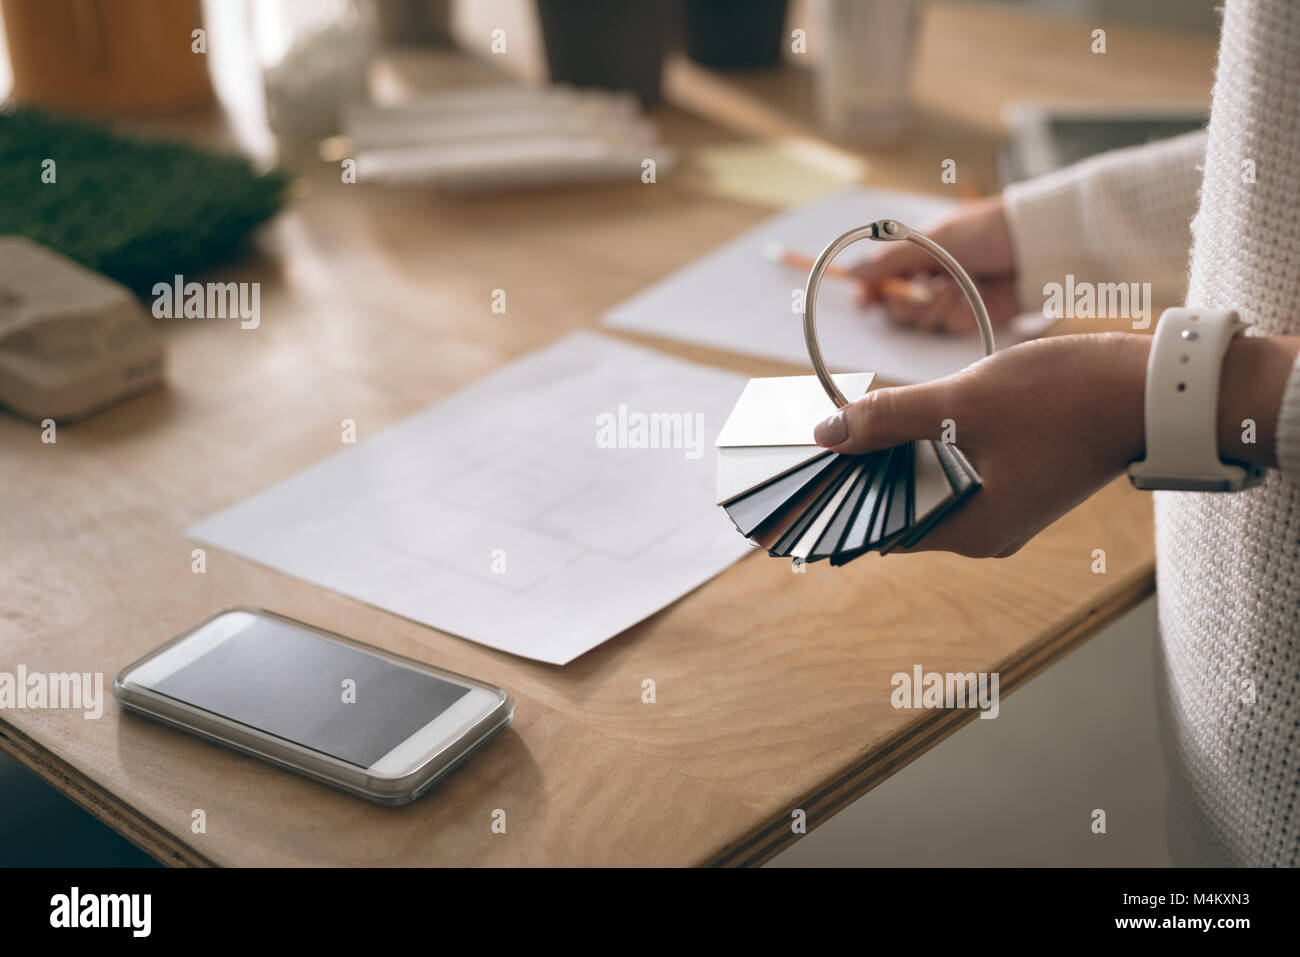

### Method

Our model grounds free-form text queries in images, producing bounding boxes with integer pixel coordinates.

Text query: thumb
[812,383,947,454]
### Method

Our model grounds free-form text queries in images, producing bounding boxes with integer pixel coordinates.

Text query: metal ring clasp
[802,218,996,407]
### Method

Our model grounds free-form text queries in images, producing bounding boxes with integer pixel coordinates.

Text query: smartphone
[113,608,513,805]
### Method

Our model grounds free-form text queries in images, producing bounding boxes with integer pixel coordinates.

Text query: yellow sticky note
[690,138,868,208]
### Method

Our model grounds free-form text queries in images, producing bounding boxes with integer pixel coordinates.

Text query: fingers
[850,240,941,305]
[898,470,1044,558]
[812,381,948,454]
[880,275,1020,333]
[879,274,961,330]
[993,531,1035,558]
[903,516,1034,559]
[850,196,1016,312]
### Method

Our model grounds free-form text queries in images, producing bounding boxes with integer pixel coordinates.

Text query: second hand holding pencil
[762,241,934,305]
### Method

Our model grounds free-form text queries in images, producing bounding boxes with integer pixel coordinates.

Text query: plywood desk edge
[0,719,214,867]
[705,562,1155,867]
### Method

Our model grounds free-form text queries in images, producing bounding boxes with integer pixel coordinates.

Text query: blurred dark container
[535,0,672,106]
[683,0,787,69]
[375,0,453,45]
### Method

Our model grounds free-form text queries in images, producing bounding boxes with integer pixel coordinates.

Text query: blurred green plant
[0,108,289,293]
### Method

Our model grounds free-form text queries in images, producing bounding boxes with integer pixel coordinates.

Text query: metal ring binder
[801,219,996,407]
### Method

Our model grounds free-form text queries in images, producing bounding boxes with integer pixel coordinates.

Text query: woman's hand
[812,333,1151,557]
[850,195,1021,334]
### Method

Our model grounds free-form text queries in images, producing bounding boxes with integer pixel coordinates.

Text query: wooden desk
[0,4,1213,866]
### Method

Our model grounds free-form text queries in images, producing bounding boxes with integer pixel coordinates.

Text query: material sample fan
[715,374,982,564]
[715,217,995,564]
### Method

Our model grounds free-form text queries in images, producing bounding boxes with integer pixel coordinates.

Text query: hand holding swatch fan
[715,218,993,564]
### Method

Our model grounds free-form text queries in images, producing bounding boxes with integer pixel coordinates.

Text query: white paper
[188,331,753,665]
[603,187,1048,384]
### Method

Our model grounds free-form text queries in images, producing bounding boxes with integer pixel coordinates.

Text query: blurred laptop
[999,102,1206,183]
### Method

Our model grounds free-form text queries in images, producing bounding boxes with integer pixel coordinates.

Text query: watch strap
[1128,307,1265,492]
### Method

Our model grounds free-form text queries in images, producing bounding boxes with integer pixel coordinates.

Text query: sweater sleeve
[1002,129,1206,315]
[1273,355,1300,476]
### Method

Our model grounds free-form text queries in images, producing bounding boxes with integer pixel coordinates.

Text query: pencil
[762,242,934,304]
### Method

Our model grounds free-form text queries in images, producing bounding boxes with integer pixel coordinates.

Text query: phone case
[112,607,515,805]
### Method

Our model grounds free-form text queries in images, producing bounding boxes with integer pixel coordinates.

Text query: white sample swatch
[713,372,875,447]
[189,331,753,665]
[715,445,828,505]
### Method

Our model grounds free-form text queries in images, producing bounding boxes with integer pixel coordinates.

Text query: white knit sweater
[1003,0,1300,867]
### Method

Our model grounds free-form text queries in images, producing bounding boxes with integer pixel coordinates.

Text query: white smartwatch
[1127,307,1266,492]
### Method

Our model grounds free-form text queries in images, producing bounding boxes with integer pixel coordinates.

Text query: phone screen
[145,616,471,768]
